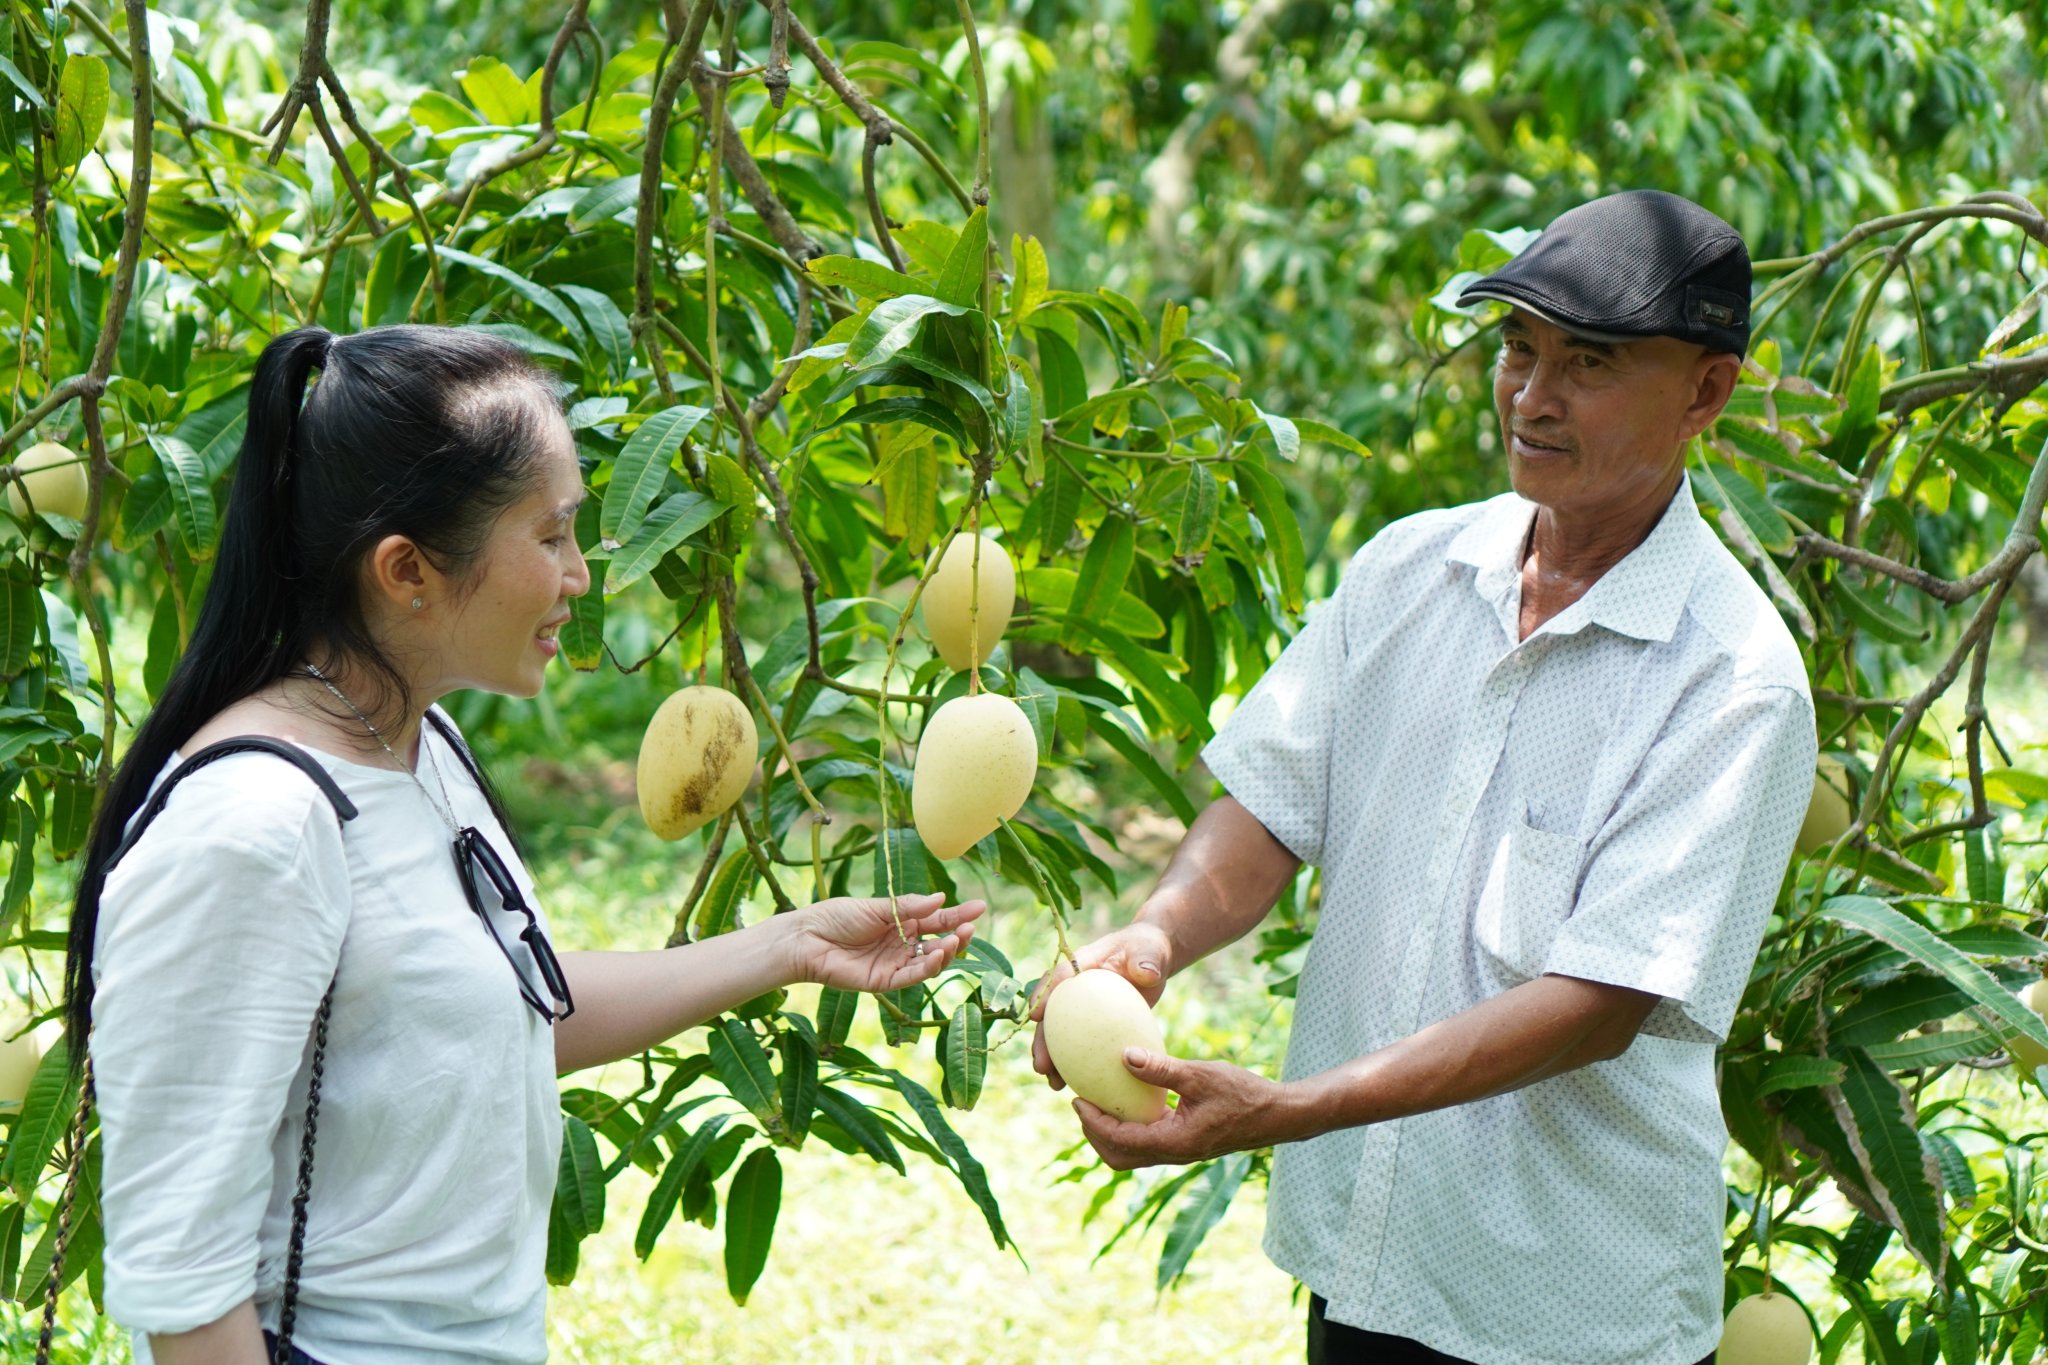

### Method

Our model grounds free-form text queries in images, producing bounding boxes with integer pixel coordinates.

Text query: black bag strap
[108,735,360,866]
[38,737,357,1365]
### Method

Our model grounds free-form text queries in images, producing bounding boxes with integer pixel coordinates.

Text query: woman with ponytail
[68,325,983,1365]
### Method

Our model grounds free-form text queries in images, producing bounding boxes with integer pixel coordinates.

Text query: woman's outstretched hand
[788,892,984,993]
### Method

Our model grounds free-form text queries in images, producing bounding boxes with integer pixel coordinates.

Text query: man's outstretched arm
[1075,972,1659,1169]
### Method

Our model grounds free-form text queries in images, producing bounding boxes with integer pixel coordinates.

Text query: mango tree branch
[319,66,446,320]
[667,809,736,947]
[758,2,972,210]
[633,0,719,405]
[953,0,991,205]
[653,312,824,674]
[1795,430,2048,603]
[687,62,819,263]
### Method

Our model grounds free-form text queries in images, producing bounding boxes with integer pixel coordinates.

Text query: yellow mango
[1794,754,1852,855]
[920,533,1015,672]
[0,1029,41,1108]
[636,685,757,840]
[1717,1292,1813,1365]
[1041,969,1170,1123]
[6,441,88,522]
[910,692,1036,859]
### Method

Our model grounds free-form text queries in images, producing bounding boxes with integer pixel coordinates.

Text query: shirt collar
[1446,476,1707,645]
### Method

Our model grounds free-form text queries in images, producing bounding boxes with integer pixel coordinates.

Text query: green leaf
[461,322,580,363]
[1828,1049,1946,1287]
[554,1113,606,1237]
[1085,708,1196,823]
[887,1071,1009,1248]
[602,405,713,543]
[1757,1053,1847,1095]
[1712,418,1857,490]
[559,575,604,670]
[459,55,531,126]
[1940,1282,1977,1365]
[5,1035,78,1202]
[53,54,109,173]
[879,439,938,553]
[1035,330,1087,418]
[936,206,989,308]
[1164,464,1219,557]
[943,999,986,1110]
[1009,234,1049,323]
[1069,620,1212,740]
[1017,567,1164,639]
[0,560,39,676]
[634,1113,732,1259]
[1234,460,1305,613]
[1832,577,1927,645]
[812,1086,904,1173]
[708,1019,782,1131]
[0,53,46,108]
[831,396,967,452]
[805,255,921,301]
[775,1031,819,1147]
[845,294,974,371]
[722,1147,782,1305]
[567,176,640,231]
[1293,418,1371,461]
[1832,976,1971,1049]
[558,284,633,379]
[1694,459,1794,556]
[690,849,756,941]
[1061,515,1136,651]
[1158,1152,1251,1289]
[1863,1028,1994,1069]
[814,987,859,1051]
[1829,345,1883,475]
[1250,404,1299,461]
[433,246,585,346]
[605,492,726,594]
[147,434,217,558]
[1821,897,2048,1058]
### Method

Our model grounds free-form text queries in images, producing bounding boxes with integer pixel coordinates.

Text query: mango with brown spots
[636,685,758,840]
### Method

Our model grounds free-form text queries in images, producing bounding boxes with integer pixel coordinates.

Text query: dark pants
[262,1330,328,1365]
[1308,1295,1715,1364]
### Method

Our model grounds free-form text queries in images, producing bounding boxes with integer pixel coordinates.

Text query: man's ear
[1678,351,1743,442]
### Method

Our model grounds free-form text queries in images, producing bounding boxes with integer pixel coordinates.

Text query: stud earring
[412,597,424,610]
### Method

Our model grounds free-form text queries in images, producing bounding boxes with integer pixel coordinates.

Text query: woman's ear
[365,533,434,613]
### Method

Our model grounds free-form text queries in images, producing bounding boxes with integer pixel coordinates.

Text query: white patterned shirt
[1200,479,1814,1365]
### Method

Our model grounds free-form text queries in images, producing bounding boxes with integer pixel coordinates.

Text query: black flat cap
[1456,189,1751,354]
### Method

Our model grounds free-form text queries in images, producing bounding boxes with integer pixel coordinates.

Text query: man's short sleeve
[1198,570,1353,866]
[1544,683,1815,1044]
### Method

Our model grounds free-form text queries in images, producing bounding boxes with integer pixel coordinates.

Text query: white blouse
[1202,481,1815,1365]
[92,711,561,1364]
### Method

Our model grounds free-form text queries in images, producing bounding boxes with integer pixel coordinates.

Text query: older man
[1032,190,1816,1364]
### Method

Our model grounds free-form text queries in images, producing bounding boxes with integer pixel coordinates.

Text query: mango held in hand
[1717,1291,1812,1365]
[6,441,88,522]
[920,532,1015,672]
[1794,754,1852,855]
[636,685,757,840]
[1042,969,1170,1124]
[910,692,1037,859]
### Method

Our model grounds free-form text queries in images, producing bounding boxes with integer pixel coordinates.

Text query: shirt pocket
[1473,815,1584,982]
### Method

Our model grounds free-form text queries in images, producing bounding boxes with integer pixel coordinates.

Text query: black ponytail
[64,325,561,1053]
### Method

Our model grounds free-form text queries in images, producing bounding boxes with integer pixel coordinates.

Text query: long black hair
[64,324,565,1051]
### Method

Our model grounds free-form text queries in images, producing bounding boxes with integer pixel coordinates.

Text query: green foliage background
[1,0,2047,1360]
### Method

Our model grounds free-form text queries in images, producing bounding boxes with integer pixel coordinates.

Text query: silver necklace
[300,661,459,834]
